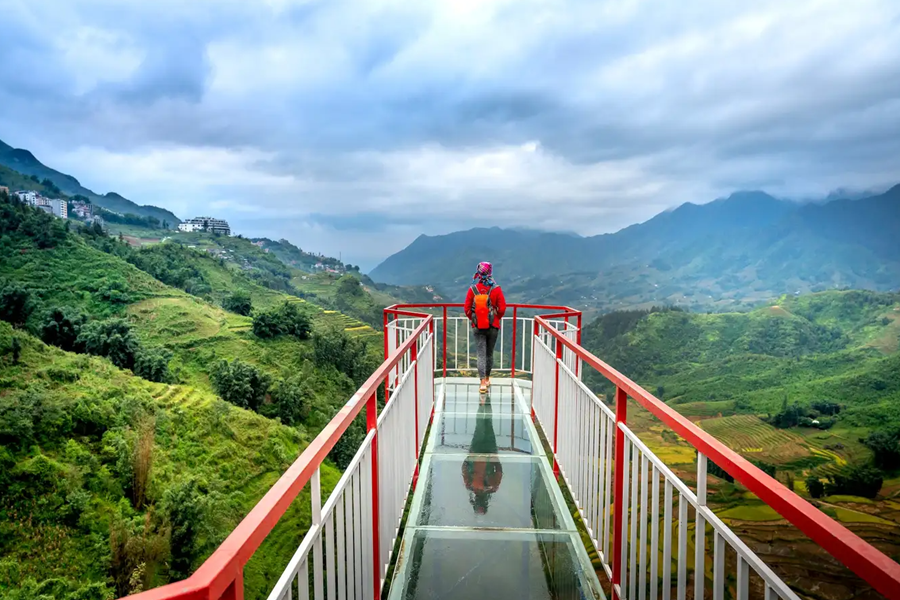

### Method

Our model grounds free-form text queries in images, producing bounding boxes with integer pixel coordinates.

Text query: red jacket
[464,282,506,329]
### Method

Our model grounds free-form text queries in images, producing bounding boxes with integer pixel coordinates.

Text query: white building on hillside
[178,222,202,232]
[49,199,67,219]
[178,216,231,236]
[15,191,37,204]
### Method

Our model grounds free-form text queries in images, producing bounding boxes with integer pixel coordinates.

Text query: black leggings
[474,327,499,379]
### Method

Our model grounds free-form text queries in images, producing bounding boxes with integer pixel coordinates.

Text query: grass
[819,505,895,525]
[717,503,782,522]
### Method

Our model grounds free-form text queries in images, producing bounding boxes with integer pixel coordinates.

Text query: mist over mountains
[371,186,900,311]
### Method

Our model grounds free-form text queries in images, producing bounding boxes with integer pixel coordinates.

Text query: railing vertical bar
[353,469,363,600]
[590,398,600,544]
[640,455,649,600]
[453,317,458,373]
[630,443,639,599]
[299,558,309,600]
[362,446,373,597]
[465,318,470,371]
[311,469,324,600]
[324,512,335,600]
[511,307,518,377]
[335,498,345,600]
[737,557,749,600]
[604,411,614,562]
[651,466,660,600]
[500,317,505,370]
[695,453,707,600]
[620,435,631,600]
[663,480,673,600]
[713,533,724,600]
[765,585,776,600]
[580,385,589,516]
[677,493,687,600]
[442,306,447,377]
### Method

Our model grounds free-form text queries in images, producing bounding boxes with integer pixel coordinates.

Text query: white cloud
[1,0,900,267]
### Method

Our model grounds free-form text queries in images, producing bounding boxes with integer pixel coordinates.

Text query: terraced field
[699,415,813,465]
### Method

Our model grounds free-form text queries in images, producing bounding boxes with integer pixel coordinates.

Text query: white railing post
[311,468,323,600]
[695,453,707,600]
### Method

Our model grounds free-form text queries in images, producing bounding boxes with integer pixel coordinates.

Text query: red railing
[123,316,433,600]
[384,302,582,378]
[533,316,900,600]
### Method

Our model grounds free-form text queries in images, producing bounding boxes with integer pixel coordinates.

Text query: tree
[40,307,87,351]
[824,464,883,499]
[806,475,824,498]
[862,429,900,470]
[77,318,142,370]
[11,337,21,364]
[134,347,173,383]
[252,302,311,340]
[162,478,202,580]
[337,275,364,297]
[223,291,253,316]
[211,359,272,411]
[0,282,35,327]
[268,376,312,425]
[313,326,376,386]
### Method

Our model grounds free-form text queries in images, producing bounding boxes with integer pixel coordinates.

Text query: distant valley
[371,188,900,312]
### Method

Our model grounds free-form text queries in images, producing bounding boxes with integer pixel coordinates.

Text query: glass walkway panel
[387,379,606,600]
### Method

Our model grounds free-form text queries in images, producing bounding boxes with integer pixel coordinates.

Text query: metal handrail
[532,315,900,600]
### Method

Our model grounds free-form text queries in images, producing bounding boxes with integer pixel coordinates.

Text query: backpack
[470,283,495,330]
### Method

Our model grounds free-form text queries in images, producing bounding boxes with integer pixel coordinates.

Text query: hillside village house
[71,201,92,219]
[178,216,231,236]
[15,190,67,219]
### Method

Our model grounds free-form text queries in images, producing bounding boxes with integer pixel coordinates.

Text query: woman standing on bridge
[464,261,507,393]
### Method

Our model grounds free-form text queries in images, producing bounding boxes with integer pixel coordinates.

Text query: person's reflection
[461,392,503,515]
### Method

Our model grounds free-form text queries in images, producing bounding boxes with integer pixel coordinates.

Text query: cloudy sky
[2,0,900,268]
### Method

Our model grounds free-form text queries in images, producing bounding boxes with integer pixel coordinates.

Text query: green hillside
[0,321,341,599]
[582,291,900,506]
[0,190,382,598]
[582,291,900,426]
[0,139,179,225]
[0,165,62,197]
[110,224,436,328]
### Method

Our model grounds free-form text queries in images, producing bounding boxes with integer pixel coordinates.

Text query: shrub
[109,511,169,596]
[211,359,272,411]
[806,475,825,498]
[824,464,883,499]
[133,347,173,383]
[41,307,87,351]
[862,429,900,470]
[0,281,35,327]
[223,291,252,316]
[313,326,376,386]
[162,478,202,579]
[252,302,311,339]
[77,318,141,370]
[267,376,312,426]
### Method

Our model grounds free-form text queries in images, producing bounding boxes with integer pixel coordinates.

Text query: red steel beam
[534,316,900,600]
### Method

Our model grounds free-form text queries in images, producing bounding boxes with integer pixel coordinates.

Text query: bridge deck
[387,378,605,600]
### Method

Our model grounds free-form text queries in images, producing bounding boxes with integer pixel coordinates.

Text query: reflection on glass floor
[388,380,605,600]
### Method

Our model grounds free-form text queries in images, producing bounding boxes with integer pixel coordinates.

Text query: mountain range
[370,187,900,311]
[0,138,180,225]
